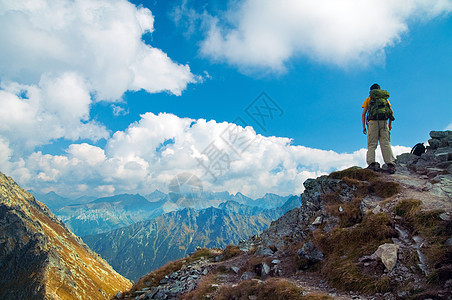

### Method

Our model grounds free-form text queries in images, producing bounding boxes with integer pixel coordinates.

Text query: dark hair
[370,83,380,90]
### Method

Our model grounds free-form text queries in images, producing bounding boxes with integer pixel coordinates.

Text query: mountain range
[83,196,301,281]
[31,190,293,237]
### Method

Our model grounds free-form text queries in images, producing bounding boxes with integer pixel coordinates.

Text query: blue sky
[1,0,451,199]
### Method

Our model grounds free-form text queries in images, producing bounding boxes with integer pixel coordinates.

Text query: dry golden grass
[325,198,363,228]
[329,167,400,200]
[329,167,378,181]
[368,180,400,198]
[221,245,243,261]
[215,278,305,300]
[303,292,334,299]
[395,199,452,284]
[313,213,395,293]
[180,274,219,300]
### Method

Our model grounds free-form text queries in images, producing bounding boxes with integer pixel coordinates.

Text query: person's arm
[388,102,394,130]
[362,107,367,134]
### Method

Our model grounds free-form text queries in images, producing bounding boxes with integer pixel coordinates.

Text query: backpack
[367,89,394,121]
[411,143,425,156]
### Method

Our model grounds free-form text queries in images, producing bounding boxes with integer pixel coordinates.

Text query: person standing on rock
[362,83,396,174]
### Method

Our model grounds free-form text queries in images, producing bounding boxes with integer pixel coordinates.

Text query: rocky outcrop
[0,172,131,300]
[242,174,357,252]
[229,131,452,299]
[397,130,452,179]
[114,256,211,299]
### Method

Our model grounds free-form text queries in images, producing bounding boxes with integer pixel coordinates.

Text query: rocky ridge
[0,172,132,300]
[118,130,452,300]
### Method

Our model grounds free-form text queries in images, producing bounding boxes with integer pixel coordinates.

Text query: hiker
[362,83,396,174]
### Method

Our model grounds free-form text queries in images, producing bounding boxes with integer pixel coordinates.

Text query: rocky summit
[117,130,452,300]
[0,173,132,300]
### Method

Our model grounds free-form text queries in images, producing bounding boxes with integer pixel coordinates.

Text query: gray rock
[372,205,381,214]
[428,138,441,149]
[262,263,270,276]
[154,289,169,299]
[445,237,452,247]
[374,243,399,271]
[311,216,323,225]
[430,131,451,139]
[297,241,324,262]
[240,271,256,280]
[256,247,274,256]
[439,213,451,221]
[231,266,240,274]
[396,153,414,164]
[435,151,452,162]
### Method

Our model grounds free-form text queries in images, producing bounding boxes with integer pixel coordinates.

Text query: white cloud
[0,0,197,99]
[67,143,106,166]
[0,0,198,155]
[5,113,411,199]
[0,75,109,151]
[111,104,129,116]
[446,122,452,130]
[193,0,452,71]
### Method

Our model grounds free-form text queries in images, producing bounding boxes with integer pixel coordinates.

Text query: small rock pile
[396,130,452,198]
[116,258,210,300]
[397,130,452,177]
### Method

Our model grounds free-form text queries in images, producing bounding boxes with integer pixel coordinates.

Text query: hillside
[117,130,452,299]
[0,173,132,300]
[83,197,300,281]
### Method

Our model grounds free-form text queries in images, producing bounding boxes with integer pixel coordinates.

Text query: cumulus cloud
[0,75,109,151]
[0,0,198,154]
[7,113,411,199]
[0,0,197,98]
[188,0,452,71]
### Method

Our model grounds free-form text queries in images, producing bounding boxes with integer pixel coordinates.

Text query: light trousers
[367,120,395,165]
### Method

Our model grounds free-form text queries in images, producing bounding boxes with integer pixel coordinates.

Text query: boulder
[430,131,451,139]
[297,241,324,262]
[374,243,399,271]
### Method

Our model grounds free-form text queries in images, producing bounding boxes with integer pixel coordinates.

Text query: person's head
[370,83,381,90]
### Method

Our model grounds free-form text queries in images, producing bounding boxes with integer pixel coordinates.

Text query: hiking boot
[387,163,396,174]
[366,162,380,171]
